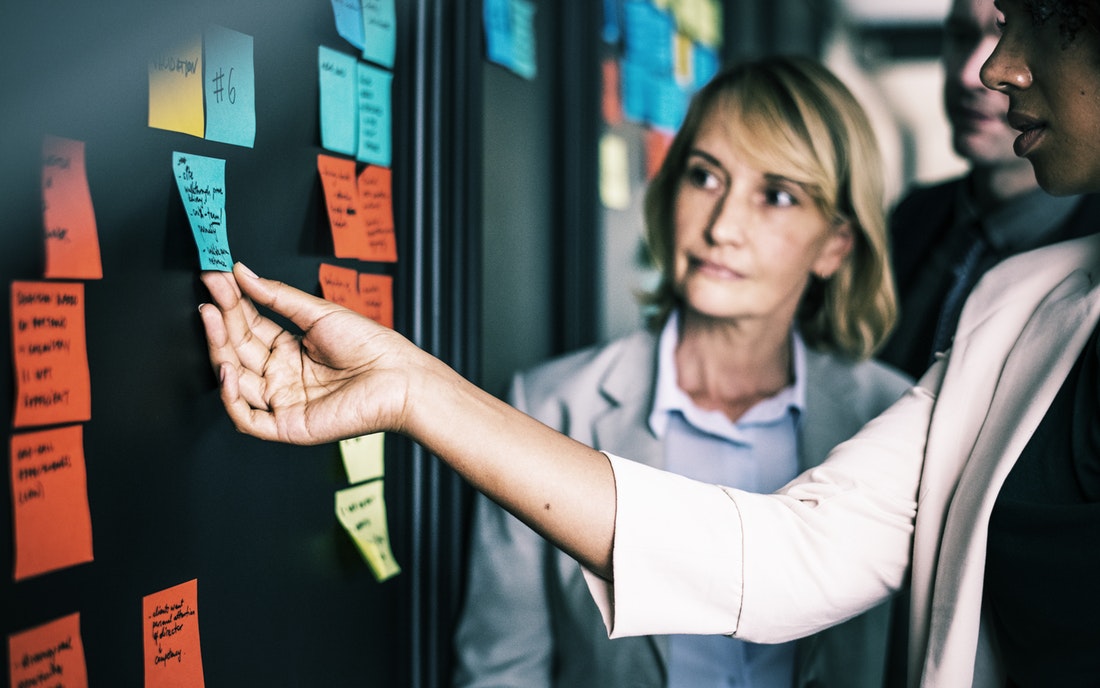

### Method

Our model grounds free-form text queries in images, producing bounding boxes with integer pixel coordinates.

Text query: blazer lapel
[919,269,1100,684]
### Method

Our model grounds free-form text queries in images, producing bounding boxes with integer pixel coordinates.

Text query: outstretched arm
[198,264,616,577]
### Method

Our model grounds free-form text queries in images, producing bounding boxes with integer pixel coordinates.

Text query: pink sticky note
[42,136,102,280]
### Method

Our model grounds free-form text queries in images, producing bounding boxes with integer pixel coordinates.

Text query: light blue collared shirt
[649,310,805,688]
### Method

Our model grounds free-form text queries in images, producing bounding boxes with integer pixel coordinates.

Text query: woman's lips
[1008,112,1046,157]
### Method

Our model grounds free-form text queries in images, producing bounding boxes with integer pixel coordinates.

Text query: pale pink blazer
[584,233,1100,687]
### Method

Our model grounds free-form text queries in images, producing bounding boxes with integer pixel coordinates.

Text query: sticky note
[143,579,205,688]
[203,25,255,148]
[358,273,394,329]
[173,152,232,271]
[11,282,92,429]
[361,0,396,69]
[601,59,623,126]
[10,425,94,580]
[8,613,88,688]
[318,263,360,310]
[318,46,359,156]
[330,0,365,50]
[149,32,205,137]
[357,165,397,262]
[317,154,370,258]
[340,433,385,484]
[335,481,401,581]
[599,134,631,210]
[42,136,102,280]
[508,0,537,80]
[356,62,392,167]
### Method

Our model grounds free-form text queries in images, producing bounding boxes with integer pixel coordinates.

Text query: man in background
[878,0,1100,379]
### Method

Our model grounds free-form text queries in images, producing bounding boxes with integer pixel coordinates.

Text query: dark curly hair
[1024,0,1095,46]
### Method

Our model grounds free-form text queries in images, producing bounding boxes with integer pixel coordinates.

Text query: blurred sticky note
[173,152,232,271]
[361,0,396,69]
[143,579,205,688]
[149,33,205,137]
[601,59,623,126]
[599,133,630,210]
[10,425,94,580]
[356,62,392,167]
[483,0,538,79]
[358,273,394,329]
[8,613,88,688]
[319,46,359,156]
[340,433,385,484]
[42,136,102,280]
[318,263,360,309]
[203,25,255,147]
[358,165,397,262]
[330,0,365,50]
[318,154,370,258]
[11,282,92,429]
[335,481,401,581]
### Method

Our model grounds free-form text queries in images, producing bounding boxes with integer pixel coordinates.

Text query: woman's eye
[685,166,721,191]
[765,188,797,207]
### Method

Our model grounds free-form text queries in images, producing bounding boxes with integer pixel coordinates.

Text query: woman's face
[981,0,1100,194]
[671,113,853,329]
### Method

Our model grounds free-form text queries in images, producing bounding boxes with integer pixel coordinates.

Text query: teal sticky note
[319,46,358,156]
[203,25,256,147]
[508,0,537,80]
[361,0,396,69]
[331,0,365,50]
[356,62,392,167]
[172,152,232,271]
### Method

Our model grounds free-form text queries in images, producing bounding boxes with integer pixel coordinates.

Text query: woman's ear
[812,220,854,279]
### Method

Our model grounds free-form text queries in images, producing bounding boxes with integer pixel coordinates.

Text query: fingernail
[237,262,258,279]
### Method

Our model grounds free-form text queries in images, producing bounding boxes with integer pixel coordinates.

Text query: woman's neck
[674,313,793,423]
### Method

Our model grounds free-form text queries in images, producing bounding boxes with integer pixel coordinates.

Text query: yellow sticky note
[339,433,385,484]
[149,33,205,137]
[599,133,631,210]
[335,481,401,582]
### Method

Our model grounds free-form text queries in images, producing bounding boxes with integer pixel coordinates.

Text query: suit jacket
[586,233,1100,687]
[880,176,1100,378]
[453,330,913,688]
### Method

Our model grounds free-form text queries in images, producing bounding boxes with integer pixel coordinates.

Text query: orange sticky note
[10,425,94,581]
[601,58,623,126]
[143,579,205,688]
[318,154,370,259]
[8,612,88,688]
[357,165,397,262]
[42,136,102,280]
[645,128,675,181]
[358,273,394,329]
[318,263,359,310]
[11,282,92,429]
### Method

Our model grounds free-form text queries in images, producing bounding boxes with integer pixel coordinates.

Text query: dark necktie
[929,231,988,362]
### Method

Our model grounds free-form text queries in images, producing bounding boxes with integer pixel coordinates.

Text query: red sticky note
[143,579,205,688]
[318,263,359,310]
[358,273,393,329]
[8,612,88,688]
[11,282,92,429]
[42,136,102,280]
[10,425,94,581]
[357,165,397,262]
[317,154,370,259]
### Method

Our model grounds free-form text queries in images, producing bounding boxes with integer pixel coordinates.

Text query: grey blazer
[453,330,913,688]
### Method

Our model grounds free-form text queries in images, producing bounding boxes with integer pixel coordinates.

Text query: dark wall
[1,1,476,686]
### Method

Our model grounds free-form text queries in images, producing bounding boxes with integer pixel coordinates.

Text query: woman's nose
[980,36,1033,92]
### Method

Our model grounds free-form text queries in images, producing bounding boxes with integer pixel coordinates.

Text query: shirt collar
[648,310,806,440]
[956,175,1082,255]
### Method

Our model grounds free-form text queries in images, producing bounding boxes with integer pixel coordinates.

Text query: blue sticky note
[651,77,688,133]
[361,0,396,69]
[483,0,513,69]
[331,0,365,50]
[694,44,719,89]
[356,62,392,167]
[508,0,537,80]
[625,1,672,76]
[621,58,647,123]
[203,25,255,147]
[602,0,622,44]
[319,46,359,156]
[172,152,232,271]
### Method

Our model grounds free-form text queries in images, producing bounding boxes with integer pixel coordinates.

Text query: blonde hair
[641,55,897,360]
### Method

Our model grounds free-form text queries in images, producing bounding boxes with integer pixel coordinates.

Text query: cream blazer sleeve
[584,363,942,643]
